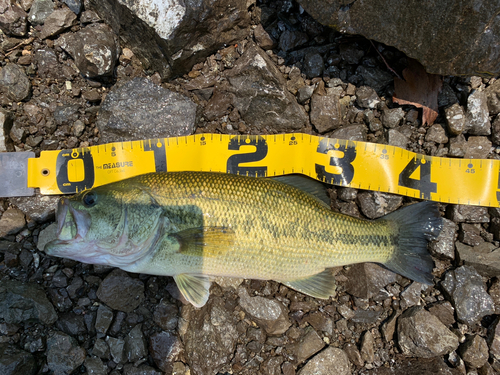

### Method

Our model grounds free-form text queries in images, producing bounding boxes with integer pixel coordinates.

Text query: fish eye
[82,191,97,207]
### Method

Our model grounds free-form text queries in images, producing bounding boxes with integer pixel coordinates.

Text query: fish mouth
[53,198,91,244]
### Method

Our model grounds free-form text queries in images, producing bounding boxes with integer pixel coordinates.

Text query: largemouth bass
[45,171,442,307]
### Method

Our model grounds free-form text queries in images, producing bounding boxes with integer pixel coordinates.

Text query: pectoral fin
[174,274,211,308]
[282,269,337,299]
[174,227,235,258]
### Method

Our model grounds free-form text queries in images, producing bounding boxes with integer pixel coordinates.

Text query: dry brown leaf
[393,59,442,125]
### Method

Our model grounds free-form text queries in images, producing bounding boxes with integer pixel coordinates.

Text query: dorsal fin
[272,175,330,207]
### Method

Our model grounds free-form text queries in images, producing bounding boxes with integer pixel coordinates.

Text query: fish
[45,171,443,307]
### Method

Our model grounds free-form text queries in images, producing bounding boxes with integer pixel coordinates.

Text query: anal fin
[174,274,211,308]
[282,269,337,299]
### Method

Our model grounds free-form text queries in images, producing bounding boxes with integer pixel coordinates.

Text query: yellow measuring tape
[27,133,499,207]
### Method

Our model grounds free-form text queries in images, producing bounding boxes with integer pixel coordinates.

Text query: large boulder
[297,0,500,76]
[86,0,252,79]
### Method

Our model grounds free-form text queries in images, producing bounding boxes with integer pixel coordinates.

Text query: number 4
[398,157,437,199]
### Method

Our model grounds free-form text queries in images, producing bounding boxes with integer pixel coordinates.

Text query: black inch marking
[398,157,437,199]
[226,135,268,177]
[315,138,357,186]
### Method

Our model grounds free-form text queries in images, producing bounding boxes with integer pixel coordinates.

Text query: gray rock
[303,52,324,79]
[183,296,237,375]
[344,343,364,367]
[37,223,57,251]
[0,109,14,152]
[429,218,457,260]
[356,65,393,93]
[0,207,25,237]
[441,266,495,324]
[337,187,357,201]
[84,356,107,375]
[310,89,342,133]
[96,269,145,312]
[97,77,198,143]
[87,0,251,79]
[61,0,82,15]
[356,86,381,109]
[106,336,125,364]
[0,279,57,325]
[46,331,86,375]
[254,24,275,50]
[148,332,183,373]
[397,306,459,358]
[331,124,367,141]
[0,343,37,375]
[489,278,500,314]
[464,136,491,159]
[123,364,163,375]
[492,114,500,145]
[296,85,315,104]
[298,347,351,375]
[10,195,59,223]
[92,339,110,359]
[153,300,179,331]
[287,66,306,95]
[381,310,401,342]
[363,357,463,375]
[425,124,448,144]
[340,43,364,64]
[447,205,489,223]
[225,43,307,132]
[279,29,309,52]
[486,79,500,115]
[56,23,120,78]
[95,304,113,335]
[288,327,325,365]
[40,7,77,39]
[238,287,290,335]
[0,0,28,36]
[466,90,491,135]
[427,301,455,327]
[489,317,500,361]
[400,282,428,310]
[387,129,409,149]
[27,0,54,25]
[447,134,467,158]
[344,263,399,300]
[54,104,80,125]
[445,103,466,135]
[297,0,500,76]
[381,107,404,129]
[0,63,30,101]
[34,47,68,80]
[337,304,355,320]
[458,335,488,369]
[352,309,383,324]
[456,241,500,277]
[360,330,375,363]
[55,312,86,336]
[459,223,484,246]
[357,191,403,219]
[125,324,146,362]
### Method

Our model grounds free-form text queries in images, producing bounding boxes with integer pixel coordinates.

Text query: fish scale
[132,172,396,280]
[45,171,443,307]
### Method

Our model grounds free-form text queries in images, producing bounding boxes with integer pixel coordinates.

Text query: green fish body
[45,171,442,307]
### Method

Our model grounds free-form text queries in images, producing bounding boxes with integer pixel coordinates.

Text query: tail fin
[379,201,442,284]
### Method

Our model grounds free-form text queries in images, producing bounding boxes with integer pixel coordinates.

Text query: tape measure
[1,133,498,207]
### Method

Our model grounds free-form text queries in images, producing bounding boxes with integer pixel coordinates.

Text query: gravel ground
[1,1,500,375]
